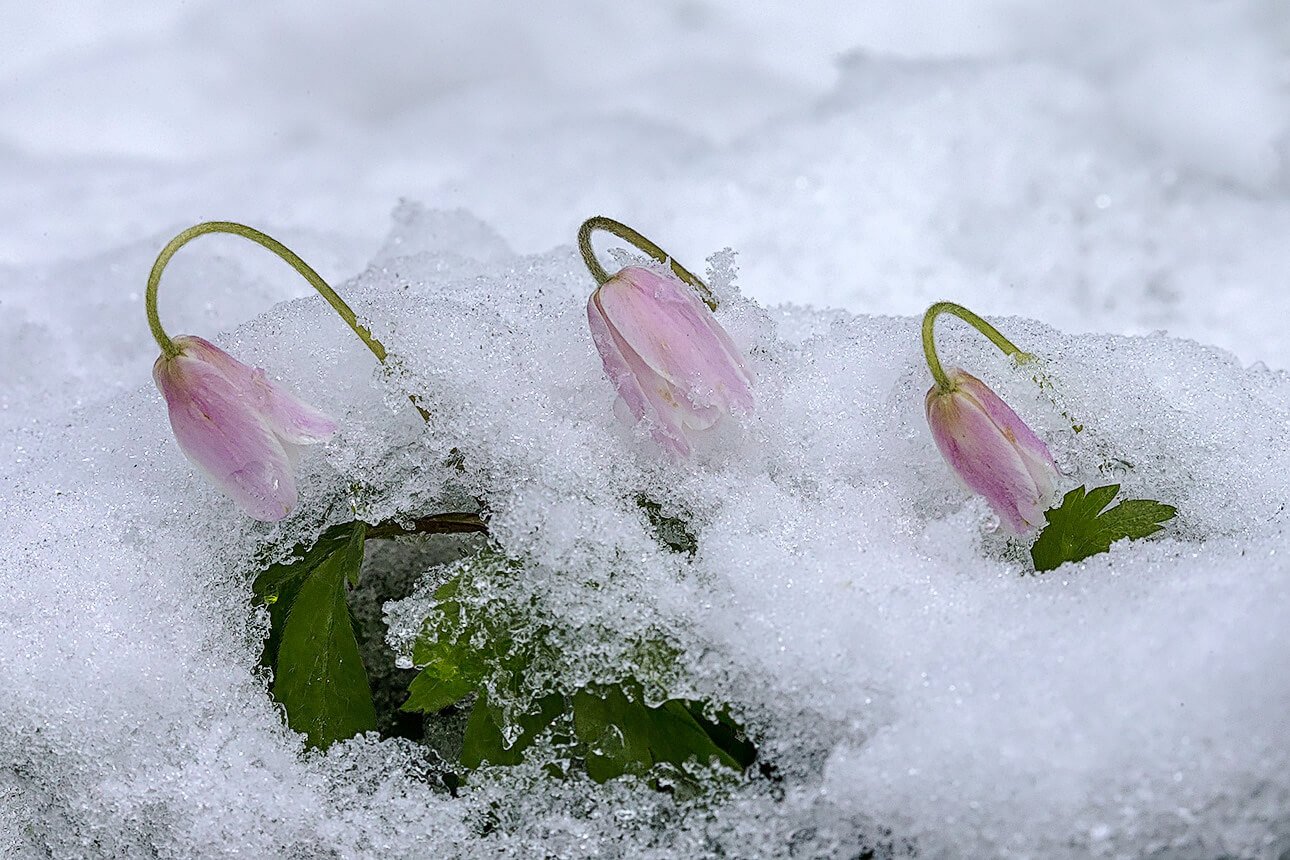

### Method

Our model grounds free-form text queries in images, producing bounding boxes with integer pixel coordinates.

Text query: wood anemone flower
[925,368,1058,533]
[587,265,753,458]
[921,301,1060,533]
[153,335,336,521]
[145,221,406,521]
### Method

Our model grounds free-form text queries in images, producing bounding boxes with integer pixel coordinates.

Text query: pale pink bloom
[153,335,336,521]
[925,368,1058,533]
[587,266,753,457]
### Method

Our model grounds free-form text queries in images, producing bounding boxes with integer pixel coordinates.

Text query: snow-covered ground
[2,2,1289,857]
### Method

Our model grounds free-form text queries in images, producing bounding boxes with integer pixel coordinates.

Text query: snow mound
[2,206,1287,858]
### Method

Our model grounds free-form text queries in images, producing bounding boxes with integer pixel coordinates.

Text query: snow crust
[3,2,1290,858]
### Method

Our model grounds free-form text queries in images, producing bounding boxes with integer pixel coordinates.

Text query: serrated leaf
[270,522,376,748]
[1079,484,1122,519]
[1094,499,1177,543]
[401,670,476,715]
[1031,484,1176,572]
[400,624,483,714]
[400,569,500,715]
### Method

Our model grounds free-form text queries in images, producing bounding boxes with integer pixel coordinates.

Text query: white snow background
[2,2,1289,858]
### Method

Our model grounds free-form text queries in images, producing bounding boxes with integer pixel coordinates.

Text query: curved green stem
[145,221,387,362]
[577,216,717,310]
[921,301,1029,391]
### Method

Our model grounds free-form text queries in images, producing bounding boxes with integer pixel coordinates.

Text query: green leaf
[1095,499,1178,542]
[400,622,484,714]
[1031,484,1176,572]
[636,494,698,557]
[400,568,505,715]
[254,522,363,600]
[572,685,754,784]
[461,692,564,768]
[266,522,376,749]
[679,701,757,770]
[253,523,364,667]
[573,686,654,781]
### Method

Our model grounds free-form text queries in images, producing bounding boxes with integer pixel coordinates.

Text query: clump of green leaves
[402,550,755,787]
[1031,484,1176,572]
[249,519,754,791]
[400,552,553,719]
[253,522,375,749]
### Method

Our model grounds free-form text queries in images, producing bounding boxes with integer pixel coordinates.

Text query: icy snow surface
[3,2,1290,858]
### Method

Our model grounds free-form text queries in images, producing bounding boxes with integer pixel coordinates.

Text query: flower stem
[577,216,718,310]
[921,301,1029,391]
[145,221,387,362]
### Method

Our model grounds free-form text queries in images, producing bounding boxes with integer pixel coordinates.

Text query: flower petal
[154,353,298,521]
[926,383,1042,533]
[247,368,338,445]
[954,371,1056,469]
[952,370,1059,510]
[172,335,256,386]
[594,267,753,413]
[173,335,336,445]
[588,291,691,457]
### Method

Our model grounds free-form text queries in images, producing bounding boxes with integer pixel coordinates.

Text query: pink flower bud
[153,335,337,521]
[587,266,753,457]
[925,369,1058,533]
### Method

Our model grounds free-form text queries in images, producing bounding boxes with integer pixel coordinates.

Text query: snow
[3,2,1290,857]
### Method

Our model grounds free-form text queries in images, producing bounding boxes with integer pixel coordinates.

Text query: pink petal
[594,267,753,414]
[247,368,337,445]
[172,335,257,388]
[951,370,1058,516]
[154,353,298,521]
[926,382,1043,533]
[1015,441,1058,513]
[954,371,1056,475]
[172,335,336,445]
[588,292,691,457]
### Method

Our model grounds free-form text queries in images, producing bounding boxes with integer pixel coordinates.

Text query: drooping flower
[587,265,753,457]
[153,335,336,521]
[925,368,1058,533]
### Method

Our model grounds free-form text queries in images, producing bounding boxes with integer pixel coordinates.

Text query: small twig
[367,512,489,539]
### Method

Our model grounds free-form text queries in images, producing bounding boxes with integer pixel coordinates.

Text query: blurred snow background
[4,0,1290,391]
[3,1,1290,858]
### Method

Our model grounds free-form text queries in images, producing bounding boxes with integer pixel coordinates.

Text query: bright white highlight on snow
[2,2,1288,858]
